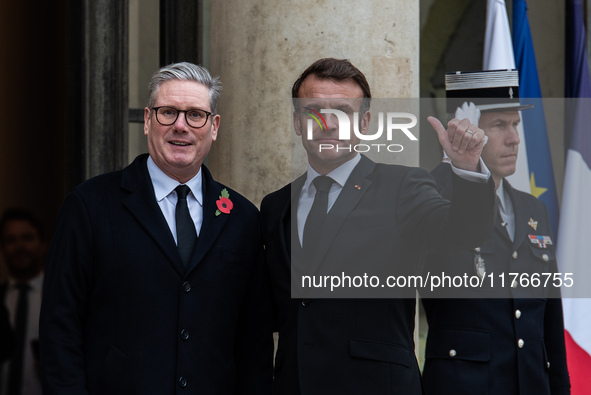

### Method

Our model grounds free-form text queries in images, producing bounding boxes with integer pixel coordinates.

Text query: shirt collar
[303,154,361,196]
[8,272,44,292]
[147,156,203,205]
[496,179,507,213]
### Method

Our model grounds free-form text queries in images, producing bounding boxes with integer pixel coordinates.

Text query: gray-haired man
[41,62,272,394]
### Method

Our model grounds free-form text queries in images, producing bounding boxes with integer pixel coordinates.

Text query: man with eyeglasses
[40,62,272,394]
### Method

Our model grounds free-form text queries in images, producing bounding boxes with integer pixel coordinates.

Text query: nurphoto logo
[304,108,419,153]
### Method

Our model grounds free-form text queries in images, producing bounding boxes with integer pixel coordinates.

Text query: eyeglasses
[152,106,213,128]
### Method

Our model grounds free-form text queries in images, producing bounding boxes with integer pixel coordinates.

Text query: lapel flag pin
[354,185,361,190]
[528,218,538,231]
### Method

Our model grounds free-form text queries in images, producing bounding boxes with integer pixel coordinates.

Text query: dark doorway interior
[0,1,67,262]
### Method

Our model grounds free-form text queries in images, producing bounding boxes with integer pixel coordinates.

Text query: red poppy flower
[216,197,233,214]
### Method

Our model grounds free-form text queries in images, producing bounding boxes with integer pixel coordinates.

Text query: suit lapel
[284,174,306,264]
[309,155,376,268]
[121,155,185,276]
[505,181,532,249]
[186,165,230,274]
[495,206,512,243]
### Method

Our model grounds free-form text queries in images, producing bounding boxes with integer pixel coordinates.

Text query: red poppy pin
[215,188,233,216]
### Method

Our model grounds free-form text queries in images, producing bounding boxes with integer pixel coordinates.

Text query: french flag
[557,0,591,392]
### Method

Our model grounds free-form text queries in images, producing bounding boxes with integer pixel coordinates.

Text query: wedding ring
[465,129,474,134]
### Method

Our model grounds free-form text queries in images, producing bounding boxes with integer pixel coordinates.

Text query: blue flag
[559,2,591,393]
[512,0,560,237]
[565,0,591,148]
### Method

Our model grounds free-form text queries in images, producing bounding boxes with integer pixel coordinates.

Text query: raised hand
[428,116,485,172]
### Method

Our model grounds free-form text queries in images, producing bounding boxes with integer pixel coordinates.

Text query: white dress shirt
[496,179,516,241]
[147,156,204,241]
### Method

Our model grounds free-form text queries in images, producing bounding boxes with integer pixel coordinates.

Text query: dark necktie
[175,185,197,266]
[496,195,511,240]
[7,284,30,395]
[303,176,334,257]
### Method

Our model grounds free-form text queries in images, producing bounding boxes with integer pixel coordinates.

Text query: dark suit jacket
[40,154,273,395]
[0,297,13,363]
[261,155,495,395]
[421,162,570,395]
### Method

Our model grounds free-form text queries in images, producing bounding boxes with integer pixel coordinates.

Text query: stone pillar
[208,0,419,205]
[65,0,129,189]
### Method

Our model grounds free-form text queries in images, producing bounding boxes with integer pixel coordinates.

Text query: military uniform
[421,163,570,395]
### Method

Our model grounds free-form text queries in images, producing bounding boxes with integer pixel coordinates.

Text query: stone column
[208,0,419,205]
[65,0,129,189]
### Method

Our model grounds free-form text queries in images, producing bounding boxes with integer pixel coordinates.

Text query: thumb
[427,116,447,144]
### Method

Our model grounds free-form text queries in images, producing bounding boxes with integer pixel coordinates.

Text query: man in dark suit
[261,58,496,394]
[421,70,570,394]
[40,62,272,394]
[0,208,46,395]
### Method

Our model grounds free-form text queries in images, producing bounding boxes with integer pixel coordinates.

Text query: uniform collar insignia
[528,218,538,231]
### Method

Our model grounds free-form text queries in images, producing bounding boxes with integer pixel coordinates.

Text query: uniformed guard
[421,69,571,395]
